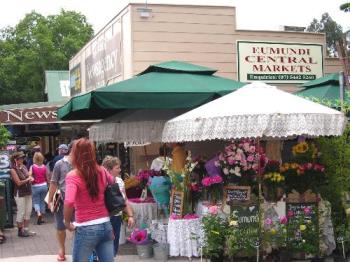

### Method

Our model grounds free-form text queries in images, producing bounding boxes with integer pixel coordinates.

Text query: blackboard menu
[170,190,184,217]
[286,202,317,219]
[224,186,251,205]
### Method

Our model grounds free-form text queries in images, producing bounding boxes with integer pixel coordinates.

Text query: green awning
[58,61,245,120]
[296,73,349,107]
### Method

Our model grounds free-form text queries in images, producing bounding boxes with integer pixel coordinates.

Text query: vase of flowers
[216,139,266,188]
[128,228,153,259]
[202,206,227,261]
[263,160,285,202]
[201,175,223,204]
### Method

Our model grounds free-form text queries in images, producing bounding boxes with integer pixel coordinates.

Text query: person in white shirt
[150,145,172,172]
[102,156,135,257]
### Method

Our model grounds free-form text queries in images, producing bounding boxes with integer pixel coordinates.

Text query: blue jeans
[110,215,122,256]
[73,222,114,262]
[31,184,48,214]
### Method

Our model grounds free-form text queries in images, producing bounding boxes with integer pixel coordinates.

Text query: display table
[128,197,158,228]
[167,218,202,258]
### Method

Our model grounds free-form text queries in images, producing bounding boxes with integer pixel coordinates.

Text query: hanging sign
[170,189,184,217]
[237,41,323,83]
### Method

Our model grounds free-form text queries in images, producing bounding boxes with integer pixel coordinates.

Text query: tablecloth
[129,198,158,228]
[167,218,203,258]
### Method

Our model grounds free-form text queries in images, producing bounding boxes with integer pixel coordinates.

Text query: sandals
[57,253,66,261]
[0,234,6,244]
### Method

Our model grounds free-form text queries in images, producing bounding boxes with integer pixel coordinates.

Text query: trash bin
[0,174,14,228]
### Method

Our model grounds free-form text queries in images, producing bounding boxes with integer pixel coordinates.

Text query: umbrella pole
[144,145,149,168]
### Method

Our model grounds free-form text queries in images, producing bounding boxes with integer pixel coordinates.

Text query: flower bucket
[153,243,169,261]
[136,242,153,259]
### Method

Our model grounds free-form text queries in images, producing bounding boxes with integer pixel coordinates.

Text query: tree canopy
[340,2,350,12]
[0,9,93,105]
[306,13,343,57]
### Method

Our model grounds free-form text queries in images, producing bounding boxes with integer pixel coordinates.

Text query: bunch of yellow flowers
[263,172,285,183]
[280,162,300,173]
[292,142,309,155]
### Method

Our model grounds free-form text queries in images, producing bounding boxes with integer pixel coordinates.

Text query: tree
[0,124,11,148]
[0,9,93,105]
[340,2,350,12]
[306,13,343,57]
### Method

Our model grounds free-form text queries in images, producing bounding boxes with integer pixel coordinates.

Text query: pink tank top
[32,164,47,185]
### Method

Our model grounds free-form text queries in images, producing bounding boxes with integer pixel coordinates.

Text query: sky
[0,0,348,33]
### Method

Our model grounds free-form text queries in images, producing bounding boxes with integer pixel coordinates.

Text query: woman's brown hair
[70,138,100,199]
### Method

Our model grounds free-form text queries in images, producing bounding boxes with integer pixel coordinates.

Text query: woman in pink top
[29,152,48,225]
[64,138,114,262]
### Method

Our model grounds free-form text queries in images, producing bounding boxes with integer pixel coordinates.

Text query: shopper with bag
[102,156,135,256]
[64,138,115,262]
[10,151,35,237]
[48,143,72,262]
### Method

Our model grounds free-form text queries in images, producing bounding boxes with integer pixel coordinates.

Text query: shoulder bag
[103,170,126,216]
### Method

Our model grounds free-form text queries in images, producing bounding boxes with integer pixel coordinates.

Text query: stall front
[161,82,346,261]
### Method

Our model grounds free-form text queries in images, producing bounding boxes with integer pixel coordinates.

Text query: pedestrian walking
[64,138,115,262]
[29,152,49,225]
[102,156,135,256]
[48,144,72,262]
[10,151,35,237]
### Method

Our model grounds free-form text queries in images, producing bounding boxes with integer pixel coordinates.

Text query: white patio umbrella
[89,109,187,146]
[162,82,347,142]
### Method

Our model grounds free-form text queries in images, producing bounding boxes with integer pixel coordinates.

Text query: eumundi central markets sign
[237,41,323,83]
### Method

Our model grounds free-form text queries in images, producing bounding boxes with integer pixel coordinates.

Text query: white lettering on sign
[1,109,58,123]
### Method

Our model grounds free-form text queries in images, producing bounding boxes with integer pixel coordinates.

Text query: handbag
[104,170,126,216]
[44,189,62,213]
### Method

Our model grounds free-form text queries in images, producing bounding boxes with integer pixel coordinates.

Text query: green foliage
[306,13,343,57]
[340,2,350,12]
[202,214,228,258]
[0,9,93,104]
[316,124,350,238]
[0,124,11,147]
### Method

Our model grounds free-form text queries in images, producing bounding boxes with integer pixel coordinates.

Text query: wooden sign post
[170,189,184,217]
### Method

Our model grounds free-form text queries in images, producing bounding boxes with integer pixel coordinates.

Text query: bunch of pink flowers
[215,139,266,179]
[201,175,223,187]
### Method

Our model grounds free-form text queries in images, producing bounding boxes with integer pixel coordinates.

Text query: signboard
[70,64,81,96]
[223,186,251,205]
[0,150,10,177]
[170,189,184,217]
[237,41,323,83]
[286,202,317,219]
[85,32,121,90]
[0,106,58,124]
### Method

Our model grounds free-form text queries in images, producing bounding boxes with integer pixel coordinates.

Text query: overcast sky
[0,0,348,33]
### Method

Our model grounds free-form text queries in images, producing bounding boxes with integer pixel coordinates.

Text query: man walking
[48,143,72,262]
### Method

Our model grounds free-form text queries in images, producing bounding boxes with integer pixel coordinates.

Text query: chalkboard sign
[170,190,184,217]
[286,202,317,219]
[224,186,251,206]
[286,202,319,255]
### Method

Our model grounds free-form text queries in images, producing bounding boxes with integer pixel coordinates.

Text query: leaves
[306,13,343,57]
[0,9,93,105]
[0,124,11,147]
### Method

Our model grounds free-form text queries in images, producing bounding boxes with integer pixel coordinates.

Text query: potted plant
[128,228,153,259]
[201,175,223,204]
[202,206,228,262]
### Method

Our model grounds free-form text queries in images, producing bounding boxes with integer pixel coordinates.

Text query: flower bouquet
[216,139,266,187]
[292,141,318,164]
[128,228,153,259]
[263,160,285,202]
[201,175,223,204]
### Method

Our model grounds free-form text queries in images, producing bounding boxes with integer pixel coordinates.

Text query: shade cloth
[162,82,347,142]
[58,61,245,120]
[89,109,186,144]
